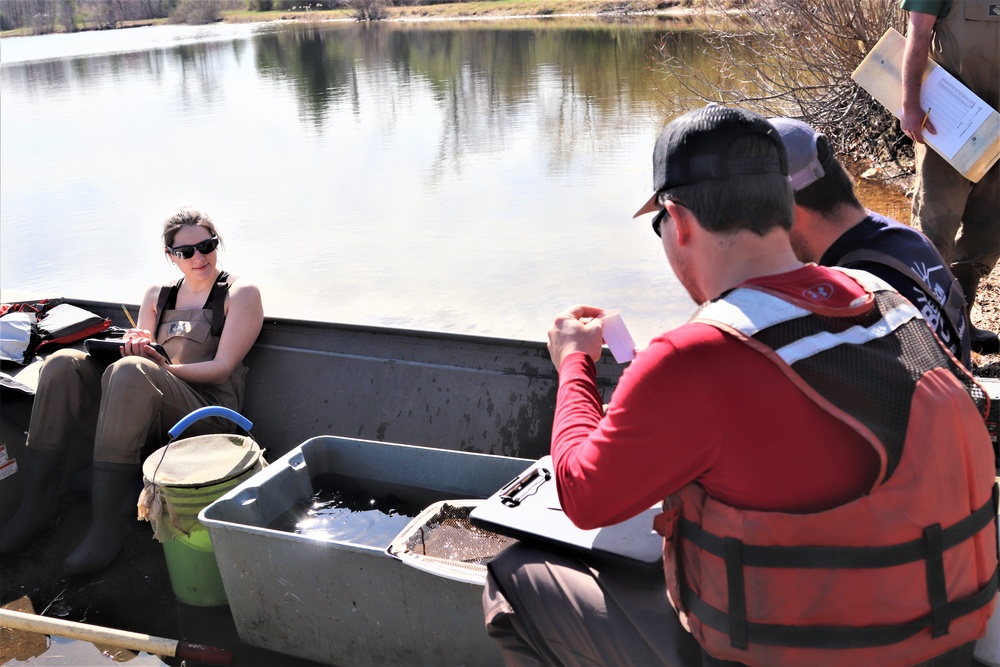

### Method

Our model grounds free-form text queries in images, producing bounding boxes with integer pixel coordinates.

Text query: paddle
[0,608,233,664]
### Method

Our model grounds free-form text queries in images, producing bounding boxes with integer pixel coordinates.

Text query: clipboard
[851,28,1000,183]
[84,338,171,365]
[469,456,664,571]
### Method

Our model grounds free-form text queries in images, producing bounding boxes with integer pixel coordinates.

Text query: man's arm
[901,10,939,141]
[550,337,721,530]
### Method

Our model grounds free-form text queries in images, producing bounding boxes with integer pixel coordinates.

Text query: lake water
[1,19,703,666]
[0,17,708,347]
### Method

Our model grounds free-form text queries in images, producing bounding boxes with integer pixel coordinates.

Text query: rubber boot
[63,461,140,576]
[952,265,1000,355]
[0,447,65,554]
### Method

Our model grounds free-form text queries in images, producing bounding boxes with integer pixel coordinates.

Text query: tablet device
[84,338,171,364]
[469,456,664,571]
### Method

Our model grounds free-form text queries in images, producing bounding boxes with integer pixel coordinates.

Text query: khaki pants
[483,542,705,667]
[483,542,976,667]
[913,145,1000,279]
[28,349,237,465]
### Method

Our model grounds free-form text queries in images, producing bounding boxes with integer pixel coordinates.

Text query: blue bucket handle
[168,407,253,440]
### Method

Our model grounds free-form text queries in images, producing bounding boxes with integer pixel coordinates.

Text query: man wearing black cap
[482,106,995,666]
[768,116,971,368]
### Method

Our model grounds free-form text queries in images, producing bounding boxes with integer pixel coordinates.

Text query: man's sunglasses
[651,199,685,238]
[652,209,667,238]
[166,236,220,260]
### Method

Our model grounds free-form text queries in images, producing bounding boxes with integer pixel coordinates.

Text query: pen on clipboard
[920,108,931,133]
[121,305,137,328]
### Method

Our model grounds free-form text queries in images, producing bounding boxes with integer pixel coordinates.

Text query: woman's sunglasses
[166,236,220,260]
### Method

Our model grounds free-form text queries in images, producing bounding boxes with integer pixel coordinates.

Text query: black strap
[680,486,997,570]
[153,279,182,333]
[836,249,967,342]
[681,567,998,650]
[923,524,950,637]
[724,537,749,649]
[209,271,231,337]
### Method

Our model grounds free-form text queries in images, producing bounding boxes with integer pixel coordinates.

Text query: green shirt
[900,0,951,17]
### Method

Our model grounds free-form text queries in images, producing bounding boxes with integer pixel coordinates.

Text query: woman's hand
[121,328,152,356]
[120,329,168,365]
[162,281,263,385]
[122,328,152,343]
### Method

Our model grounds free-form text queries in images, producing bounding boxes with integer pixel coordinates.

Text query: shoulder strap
[154,273,232,337]
[210,271,233,337]
[154,278,183,333]
[696,285,932,482]
[836,248,966,327]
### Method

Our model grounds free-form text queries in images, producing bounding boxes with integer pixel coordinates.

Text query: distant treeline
[0,0,486,34]
[0,0,240,32]
[243,0,462,8]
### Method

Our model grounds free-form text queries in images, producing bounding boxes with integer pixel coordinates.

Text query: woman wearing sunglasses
[0,208,264,575]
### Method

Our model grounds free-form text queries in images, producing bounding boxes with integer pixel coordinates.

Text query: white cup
[601,310,636,364]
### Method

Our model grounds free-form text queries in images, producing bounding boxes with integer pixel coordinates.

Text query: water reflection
[1,18,711,344]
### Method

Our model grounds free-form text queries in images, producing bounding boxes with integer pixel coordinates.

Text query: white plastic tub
[200,435,532,666]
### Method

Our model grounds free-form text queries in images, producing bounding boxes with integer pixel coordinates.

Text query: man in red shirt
[482,106,995,666]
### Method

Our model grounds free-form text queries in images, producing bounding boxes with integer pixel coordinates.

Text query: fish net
[388,501,517,584]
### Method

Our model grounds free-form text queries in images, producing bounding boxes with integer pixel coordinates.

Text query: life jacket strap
[724,537,749,649]
[679,484,998,650]
[924,522,951,637]
[681,566,998,650]
[681,484,998,569]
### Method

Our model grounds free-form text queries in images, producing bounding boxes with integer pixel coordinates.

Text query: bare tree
[169,0,221,24]
[655,0,907,170]
[55,0,79,31]
[348,0,388,21]
[0,0,177,31]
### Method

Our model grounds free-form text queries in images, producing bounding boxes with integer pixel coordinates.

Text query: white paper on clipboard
[914,67,994,159]
[852,28,1000,183]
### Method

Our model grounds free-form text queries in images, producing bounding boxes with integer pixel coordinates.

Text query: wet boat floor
[0,487,321,666]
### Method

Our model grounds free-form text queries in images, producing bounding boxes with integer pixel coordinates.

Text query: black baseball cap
[633,105,788,217]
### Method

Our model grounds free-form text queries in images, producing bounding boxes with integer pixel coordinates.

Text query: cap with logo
[634,105,788,218]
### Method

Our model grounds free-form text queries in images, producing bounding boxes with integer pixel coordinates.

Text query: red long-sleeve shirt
[552,266,882,530]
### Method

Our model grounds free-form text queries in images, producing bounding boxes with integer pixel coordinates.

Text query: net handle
[168,407,253,441]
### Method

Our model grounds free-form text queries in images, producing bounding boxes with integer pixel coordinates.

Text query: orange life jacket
[654,269,997,667]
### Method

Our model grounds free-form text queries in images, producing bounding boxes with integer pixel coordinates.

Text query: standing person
[482,106,996,666]
[768,116,971,367]
[0,208,264,575]
[900,0,1000,354]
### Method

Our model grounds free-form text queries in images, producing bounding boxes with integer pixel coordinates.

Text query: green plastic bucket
[140,407,265,607]
[157,471,256,606]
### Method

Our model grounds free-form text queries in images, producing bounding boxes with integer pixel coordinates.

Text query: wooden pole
[0,609,232,664]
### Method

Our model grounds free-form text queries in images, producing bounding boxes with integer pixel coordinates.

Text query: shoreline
[0,1,693,38]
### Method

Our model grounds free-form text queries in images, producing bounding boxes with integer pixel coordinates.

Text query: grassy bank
[0,1,687,36]
[0,17,168,38]
[223,0,681,23]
